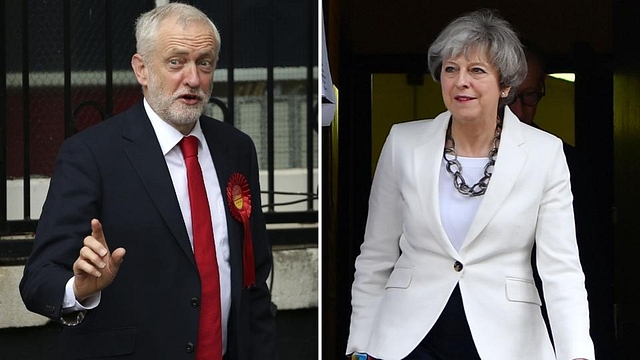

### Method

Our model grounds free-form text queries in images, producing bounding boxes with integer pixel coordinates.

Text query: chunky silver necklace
[443,117,502,197]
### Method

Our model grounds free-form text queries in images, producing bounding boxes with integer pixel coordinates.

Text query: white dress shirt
[63,98,231,353]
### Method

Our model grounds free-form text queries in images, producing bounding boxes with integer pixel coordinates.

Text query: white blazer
[346,108,594,360]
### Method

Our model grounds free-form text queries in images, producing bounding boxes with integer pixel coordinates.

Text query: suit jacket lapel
[414,111,460,258]
[120,101,196,267]
[462,108,526,248]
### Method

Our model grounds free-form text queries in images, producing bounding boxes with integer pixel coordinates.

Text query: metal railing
[0,0,318,239]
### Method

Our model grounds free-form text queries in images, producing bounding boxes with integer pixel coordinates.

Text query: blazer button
[185,342,195,353]
[191,297,200,307]
[453,261,463,272]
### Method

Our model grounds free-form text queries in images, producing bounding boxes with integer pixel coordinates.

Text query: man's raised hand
[72,219,126,301]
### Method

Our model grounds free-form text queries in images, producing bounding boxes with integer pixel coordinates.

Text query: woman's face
[440,46,508,124]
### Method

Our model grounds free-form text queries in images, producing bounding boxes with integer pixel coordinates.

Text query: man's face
[140,17,218,133]
[509,58,545,125]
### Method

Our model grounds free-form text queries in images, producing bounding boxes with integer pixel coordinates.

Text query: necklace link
[442,117,502,197]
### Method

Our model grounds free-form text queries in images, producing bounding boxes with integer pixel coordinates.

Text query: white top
[63,98,232,353]
[439,156,487,252]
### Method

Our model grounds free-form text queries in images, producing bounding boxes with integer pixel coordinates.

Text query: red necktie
[180,136,222,360]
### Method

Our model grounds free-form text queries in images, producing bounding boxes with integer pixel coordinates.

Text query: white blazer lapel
[413,111,460,257]
[462,107,526,248]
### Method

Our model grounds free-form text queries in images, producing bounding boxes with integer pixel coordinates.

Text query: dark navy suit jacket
[20,100,277,359]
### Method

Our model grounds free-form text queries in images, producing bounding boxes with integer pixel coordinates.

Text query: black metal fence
[0,0,318,239]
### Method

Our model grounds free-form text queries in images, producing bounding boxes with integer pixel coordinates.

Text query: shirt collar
[143,98,205,155]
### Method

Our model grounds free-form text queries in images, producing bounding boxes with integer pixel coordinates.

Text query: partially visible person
[346,9,593,360]
[19,3,276,359]
[510,43,569,351]
[509,45,546,125]
[510,43,614,359]
[509,44,582,199]
[509,42,584,167]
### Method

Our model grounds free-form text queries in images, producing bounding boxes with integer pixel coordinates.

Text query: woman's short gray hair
[427,9,526,105]
[135,3,221,62]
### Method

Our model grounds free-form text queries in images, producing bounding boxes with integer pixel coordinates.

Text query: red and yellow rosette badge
[227,172,255,288]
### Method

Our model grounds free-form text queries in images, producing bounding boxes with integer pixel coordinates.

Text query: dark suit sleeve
[245,138,278,359]
[19,135,101,320]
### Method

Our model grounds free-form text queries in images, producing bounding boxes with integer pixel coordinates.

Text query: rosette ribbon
[227,173,256,288]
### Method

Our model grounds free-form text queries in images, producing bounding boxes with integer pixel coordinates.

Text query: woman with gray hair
[346,9,593,360]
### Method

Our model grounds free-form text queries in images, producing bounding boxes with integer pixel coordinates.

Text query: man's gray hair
[135,3,221,61]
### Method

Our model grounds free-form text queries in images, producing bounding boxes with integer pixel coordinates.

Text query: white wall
[0,244,317,329]
[6,169,317,220]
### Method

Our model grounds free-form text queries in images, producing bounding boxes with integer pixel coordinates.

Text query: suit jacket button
[191,297,200,307]
[185,342,195,353]
[453,261,463,272]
